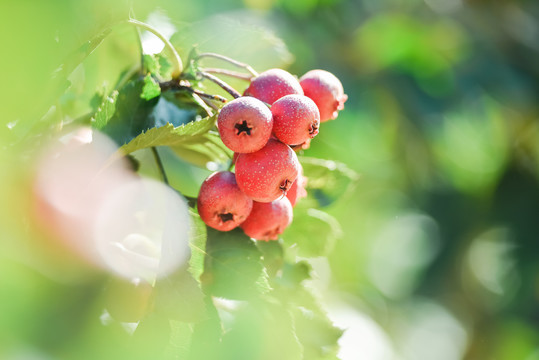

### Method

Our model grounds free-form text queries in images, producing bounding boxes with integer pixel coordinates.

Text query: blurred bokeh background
[1,0,539,359]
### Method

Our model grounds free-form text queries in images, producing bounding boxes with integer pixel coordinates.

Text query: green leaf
[220,302,303,360]
[293,305,343,360]
[149,212,207,325]
[117,104,231,167]
[104,77,230,166]
[100,78,160,145]
[169,130,232,168]
[283,208,342,257]
[143,53,173,80]
[257,241,314,289]
[256,240,285,278]
[52,27,112,96]
[188,209,207,283]
[180,47,203,84]
[91,90,118,130]
[131,312,172,359]
[141,74,161,100]
[158,55,173,79]
[201,228,271,300]
[299,157,359,207]
[168,321,194,359]
[277,286,343,360]
[276,260,312,289]
[142,54,160,75]
[13,27,114,141]
[119,114,214,153]
[155,91,206,128]
[153,268,206,323]
[171,18,293,72]
[188,296,222,360]
[101,78,205,147]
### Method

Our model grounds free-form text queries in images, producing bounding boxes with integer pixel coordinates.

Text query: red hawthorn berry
[290,138,312,152]
[271,94,320,146]
[244,68,303,105]
[217,97,273,153]
[240,197,293,241]
[197,171,253,231]
[235,139,300,203]
[299,69,348,122]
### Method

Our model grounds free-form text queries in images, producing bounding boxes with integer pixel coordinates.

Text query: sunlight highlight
[34,127,191,279]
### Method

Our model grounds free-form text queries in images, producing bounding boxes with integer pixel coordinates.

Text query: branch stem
[126,19,183,78]
[159,80,227,103]
[198,71,241,99]
[196,52,258,77]
[201,97,221,112]
[151,147,169,185]
[201,68,254,81]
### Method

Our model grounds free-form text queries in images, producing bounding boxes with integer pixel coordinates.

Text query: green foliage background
[1,0,539,359]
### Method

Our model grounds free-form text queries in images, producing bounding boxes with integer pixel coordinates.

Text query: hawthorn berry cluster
[197,68,347,241]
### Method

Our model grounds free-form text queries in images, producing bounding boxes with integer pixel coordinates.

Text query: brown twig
[201,97,220,112]
[159,80,228,103]
[198,71,242,99]
[200,67,254,81]
[196,52,258,77]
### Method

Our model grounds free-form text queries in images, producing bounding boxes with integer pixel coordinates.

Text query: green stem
[126,19,183,78]
[129,9,145,71]
[151,147,169,185]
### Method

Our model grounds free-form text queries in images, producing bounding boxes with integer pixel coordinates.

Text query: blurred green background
[1,0,539,359]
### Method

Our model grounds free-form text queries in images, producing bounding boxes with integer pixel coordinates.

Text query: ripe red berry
[240,197,293,241]
[271,94,320,146]
[299,69,348,122]
[290,138,311,152]
[235,139,300,203]
[244,68,303,105]
[217,97,273,153]
[197,171,253,231]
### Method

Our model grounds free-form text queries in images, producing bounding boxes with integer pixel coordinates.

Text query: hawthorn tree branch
[159,80,228,103]
[200,68,254,81]
[196,52,258,77]
[198,71,241,99]
[151,147,169,185]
